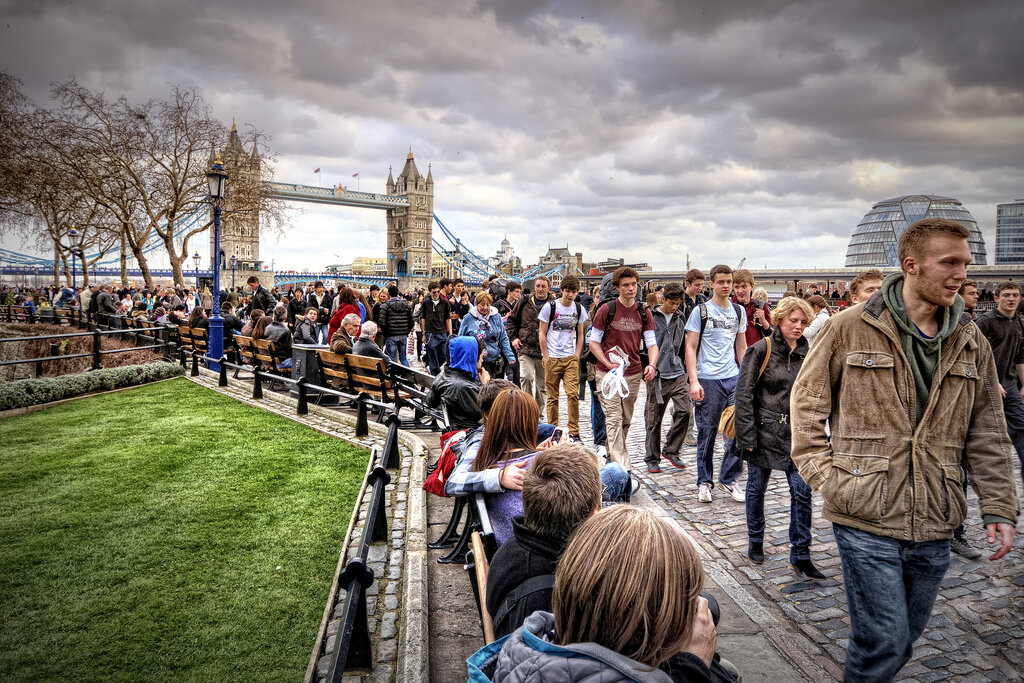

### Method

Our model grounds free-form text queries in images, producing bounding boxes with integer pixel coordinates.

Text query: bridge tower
[385,149,433,280]
[210,121,264,281]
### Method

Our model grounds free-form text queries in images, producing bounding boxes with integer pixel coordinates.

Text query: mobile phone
[551,427,564,444]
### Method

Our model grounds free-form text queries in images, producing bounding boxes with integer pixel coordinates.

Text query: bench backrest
[317,349,351,391]
[191,327,208,353]
[251,338,289,373]
[343,354,396,401]
[177,325,194,350]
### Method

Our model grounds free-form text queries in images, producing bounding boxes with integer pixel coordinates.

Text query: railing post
[35,358,44,377]
[28,308,37,324]
[252,370,263,399]
[382,414,401,469]
[326,559,376,679]
[92,330,102,370]
[296,376,308,415]
[191,352,200,377]
[366,467,392,542]
[355,394,369,437]
[218,357,228,387]
[179,347,187,369]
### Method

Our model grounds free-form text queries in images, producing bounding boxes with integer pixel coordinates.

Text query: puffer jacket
[506,295,552,359]
[378,296,414,337]
[791,293,1020,542]
[734,326,808,471]
[460,305,515,363]
[468,611,711,683]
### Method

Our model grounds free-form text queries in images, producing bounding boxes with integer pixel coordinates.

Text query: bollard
[381,414,402,469]
[296,376,309,415]
[92,330,102,370]
[366,467,392,542]
[179,347,187,369]
[218,357,228,387]
[191,352,200,377]
[355,394,370,437]
[252,370,263,399]
[326,558,376,677]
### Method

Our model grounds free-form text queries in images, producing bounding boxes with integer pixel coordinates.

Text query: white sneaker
[717,481,745,502]
[596,445,607,459]
[697,482,713,503]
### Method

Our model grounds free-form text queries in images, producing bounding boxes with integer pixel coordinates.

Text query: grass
[0,378,367,682]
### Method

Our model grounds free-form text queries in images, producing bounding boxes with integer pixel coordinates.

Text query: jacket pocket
[823,453,890,523]
[938,462,967,530]
[845,350,895,369]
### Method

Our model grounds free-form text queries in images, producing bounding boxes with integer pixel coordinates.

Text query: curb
[399,448,429,683]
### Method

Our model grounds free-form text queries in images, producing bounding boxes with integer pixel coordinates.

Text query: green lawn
[0,378,367,682]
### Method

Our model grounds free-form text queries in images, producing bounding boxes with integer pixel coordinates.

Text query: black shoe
[748,542,764,564]
[647,462,662,473]
[664,453,687,470]
[950,536,982,560]
[792,558,826,580]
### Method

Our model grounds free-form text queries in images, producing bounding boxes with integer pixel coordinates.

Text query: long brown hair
[554,506,704,668]
[251,315,270,341]
[472,389,539,472]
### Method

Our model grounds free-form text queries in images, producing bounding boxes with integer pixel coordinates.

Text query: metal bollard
[218,357,228,387]
[355,394,370,437]
[381,415,402,469]
[252,370,263,399]
[191,352,200,377]
[179,347,187,369]
[296,376,308,415]
[92,330,102,370]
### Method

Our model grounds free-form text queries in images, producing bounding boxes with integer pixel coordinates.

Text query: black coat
[733,326,808,471]
[262,321,292,358]
[250,284,278,316]
[485,516,563,639]
[426,366,481,430]
[305,291,333,322]
[378,297,414,337]
[293,317,318,345]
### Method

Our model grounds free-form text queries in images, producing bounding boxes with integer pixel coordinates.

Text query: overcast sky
[3,0,1023,272]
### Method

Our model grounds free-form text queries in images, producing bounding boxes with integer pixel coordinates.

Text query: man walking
[791,218,1018,682]
[421,281,452,375]
[246,276,277,315]
[958,278,979,319]
[507,276,554,410]
[685,264,747,503]
[732,269,772,346]
[379,284,414,367]
[848,269,884,305]
[305,281,333,344]
[644,283,691,473]
[538,275,588,439]
[589,267,659,470]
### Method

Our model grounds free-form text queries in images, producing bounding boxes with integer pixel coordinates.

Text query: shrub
[0,362,185,411]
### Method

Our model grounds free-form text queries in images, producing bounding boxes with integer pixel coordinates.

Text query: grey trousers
[644,373,692,466]
[519,354,546,412]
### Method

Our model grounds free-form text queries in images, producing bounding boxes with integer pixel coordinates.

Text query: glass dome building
[846,195,987,267]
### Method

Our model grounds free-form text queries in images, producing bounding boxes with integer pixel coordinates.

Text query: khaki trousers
[519,354,546,411]
[595,370,643,469]
[544,356,581,434]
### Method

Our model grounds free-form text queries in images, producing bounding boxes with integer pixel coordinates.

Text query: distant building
[488,235,522,276]
[995,199,1024,264]
[593,258,652,274]
[847,194,987,267]
[538,246,584,287]
[349,256,387,276]
[211,121,263,273]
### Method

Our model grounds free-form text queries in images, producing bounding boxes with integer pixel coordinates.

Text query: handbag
[718,336,772,439]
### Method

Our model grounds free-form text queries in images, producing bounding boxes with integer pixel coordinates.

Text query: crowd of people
[3,217,1021,682]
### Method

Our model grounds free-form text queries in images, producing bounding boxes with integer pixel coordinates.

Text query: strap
[697,303,708,356]
[756,336,772,380]
[493,574,556,629]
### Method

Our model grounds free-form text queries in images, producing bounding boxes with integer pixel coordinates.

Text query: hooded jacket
[460,305,515,363]
[427,336,482,430]
[790,288,1020,542]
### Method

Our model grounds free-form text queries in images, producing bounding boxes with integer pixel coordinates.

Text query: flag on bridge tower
[314,167,320,174]
[352,172,360,191]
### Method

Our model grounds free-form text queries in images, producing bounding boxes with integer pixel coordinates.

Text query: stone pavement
[561,380,1024,682]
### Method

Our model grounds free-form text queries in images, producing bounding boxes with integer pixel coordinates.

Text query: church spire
[426,163,433,185]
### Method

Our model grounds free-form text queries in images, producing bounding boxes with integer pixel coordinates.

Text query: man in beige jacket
[791,218,1018,683]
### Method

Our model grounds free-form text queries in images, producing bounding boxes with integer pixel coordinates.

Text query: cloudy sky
[3,0,1022,272]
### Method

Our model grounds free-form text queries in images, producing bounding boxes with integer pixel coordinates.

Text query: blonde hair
[553,506,704,668]
[770,296,814,326]
[752,287,768,302]
[476,291,493,306]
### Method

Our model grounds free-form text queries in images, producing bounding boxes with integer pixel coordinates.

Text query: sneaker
[595,445,608,459]
[647,462,662,473]
[950,536,981,560]
[630,476,642,497]
[683,433,698,447]
[697,482,713,503]
[717,481,745,502]
[568,433,583,443]
[664,453,687,470]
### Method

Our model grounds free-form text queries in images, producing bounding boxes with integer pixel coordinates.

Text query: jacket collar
[510,516,567,558]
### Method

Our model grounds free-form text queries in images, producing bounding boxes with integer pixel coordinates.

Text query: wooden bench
[251,338,291,388]
[316,349,352,392]
[462,494,499,642]
[191,327,209,355]
[177,325,195,352]
[233,334,255,375]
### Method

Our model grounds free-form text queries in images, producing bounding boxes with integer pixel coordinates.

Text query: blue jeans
[589,379,607,447]
[385,334,409,367]
[694,376,743,486]
[315,323,328,345]
[746,465,811,562]
[833,523,950,683]
[425,332,448,375]
[600,463,632,503]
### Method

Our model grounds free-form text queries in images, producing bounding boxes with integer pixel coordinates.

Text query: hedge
[0,362,185,411]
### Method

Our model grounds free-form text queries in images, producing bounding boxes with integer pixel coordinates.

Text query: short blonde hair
[770,296,814,326]
[553,506,704,668]
[752,287,768,302]
[475,291,492,306]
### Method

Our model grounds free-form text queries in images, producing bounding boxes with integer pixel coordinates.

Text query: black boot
[792,558,826,580]
[748,541,764,564]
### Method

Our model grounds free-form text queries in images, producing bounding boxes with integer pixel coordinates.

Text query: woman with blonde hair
[469,505,728,682]
[458,290,516,377]
[734,295,824,579]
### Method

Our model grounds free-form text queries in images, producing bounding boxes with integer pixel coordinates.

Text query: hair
[369,284,379,293]
[522,444,602,544]
[807,294,829,313]
[360,320,378,338]
[356,292,372,321]
[995,281,1022,296]
[249,308,265,321]
[439,277,452,289]
[341,313,361,328]
[534,275,550,287]
[560,275,580,292]
[387,284,399,297]
[732,269,755,286]
[897,218,970,272]
[770,296,814,326]
[472,389,539,472]
[611,267,639,286]
[188,306,206,327]
[849,269,884,296]
[454,278,465,286]
[273,305,288,322]
[662,283,684,301]
[505,281,521,293]
[251,315,270,340]
[153,306,166,317]
[958,279,978,294]
[475,291,493,306]
[553,506,704,668]
[314,280,324,289]
[337,288,357,306]
[646,292,659,308]
[781,291,797,299]
[247,275,260,285]
[708,264,732,282]
[477,379,514,416]
[752,287,768,303]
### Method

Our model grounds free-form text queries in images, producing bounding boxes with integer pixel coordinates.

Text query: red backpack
[422,429,468,496]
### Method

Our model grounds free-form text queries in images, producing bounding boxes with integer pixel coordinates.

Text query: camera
[700,592,720,627]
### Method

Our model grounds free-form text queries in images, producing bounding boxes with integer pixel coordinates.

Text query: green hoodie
[881,272,964,425]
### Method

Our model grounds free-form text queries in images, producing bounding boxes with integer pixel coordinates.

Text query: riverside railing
[0,327,177,376]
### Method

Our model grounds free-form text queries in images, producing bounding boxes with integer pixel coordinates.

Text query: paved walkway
[564,380,1024,682]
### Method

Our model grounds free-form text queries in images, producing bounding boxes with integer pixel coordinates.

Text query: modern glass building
[846,195,987,267]
[995,199,1024,264]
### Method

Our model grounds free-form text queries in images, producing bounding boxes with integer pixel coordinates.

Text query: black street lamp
[192,250,201,290]
[230,253,237,289]
[65,227,85,289]
[205,155,229,369]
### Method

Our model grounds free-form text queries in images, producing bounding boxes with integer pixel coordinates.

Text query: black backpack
[696,301,745,357]
[545,300,584,344]
[586,299,650,368]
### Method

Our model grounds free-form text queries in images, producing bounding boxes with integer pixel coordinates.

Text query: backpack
[545,300,584,344]
[422,429,468,496]
[588,299,650,368]
[718,335,772,439]
[696,301,745,358]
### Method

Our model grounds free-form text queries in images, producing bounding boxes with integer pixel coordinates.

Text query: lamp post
[65,227,84,289]
[193,251,201,290]
[205,155,229,370]
[230,253,237,289]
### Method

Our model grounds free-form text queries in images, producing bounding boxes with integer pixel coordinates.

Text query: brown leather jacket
[791,294,1019,542]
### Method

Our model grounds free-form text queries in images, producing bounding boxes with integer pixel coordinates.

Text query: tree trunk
[82,262,90,287]
[53,243,61,287]
[119,231,129,287]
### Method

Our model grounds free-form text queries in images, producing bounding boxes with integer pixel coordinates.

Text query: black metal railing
[0,326,177,376]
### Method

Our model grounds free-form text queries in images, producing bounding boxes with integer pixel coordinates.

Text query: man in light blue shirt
[685,264,748,503]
